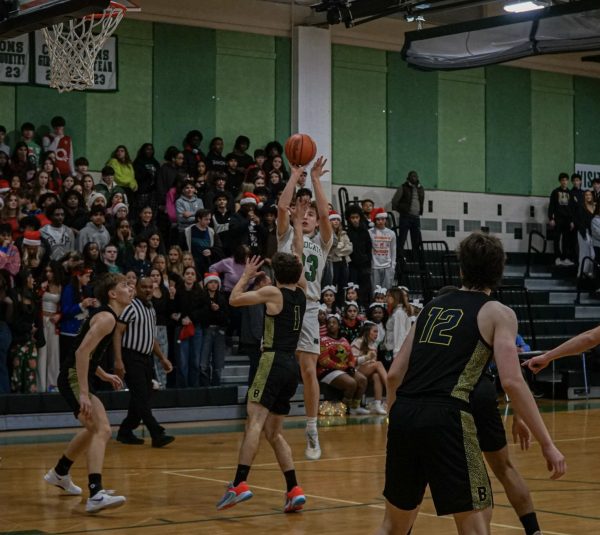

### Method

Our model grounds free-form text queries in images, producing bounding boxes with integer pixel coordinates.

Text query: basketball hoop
[42,1,126,93]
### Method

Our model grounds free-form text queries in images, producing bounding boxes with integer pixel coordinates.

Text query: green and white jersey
[277,225,332,302]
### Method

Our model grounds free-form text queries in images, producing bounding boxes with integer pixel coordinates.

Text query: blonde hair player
[277,156,333,460]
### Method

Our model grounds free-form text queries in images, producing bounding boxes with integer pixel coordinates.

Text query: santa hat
[371,207,388,220]
[203,272,221,287]
[73,267,93,277]
[113,202,128,215]
[240,192,260,206]
[22,230,41,246]
[0,179,9,194]
[328,210,341,222]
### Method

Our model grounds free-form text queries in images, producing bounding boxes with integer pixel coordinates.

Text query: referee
[114,277,175,448]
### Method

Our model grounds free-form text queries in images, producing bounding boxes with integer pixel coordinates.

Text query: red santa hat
[0,179,10,194]
[240,192,260,206]
[328,210,341,221]
[371,207,388,220]
[22,230,41,246]
[203,272,221,287]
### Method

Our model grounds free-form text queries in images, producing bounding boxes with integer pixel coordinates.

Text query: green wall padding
[386,53,438,190]
[0,86,16,145]
[485,66,531,195]
[216,31,276,154]
[437,70,486,192]
[531,71,574,196]
[332,44,387,187]
[274,36,291,147]
[152,23,216,159]
[574,76,600,166]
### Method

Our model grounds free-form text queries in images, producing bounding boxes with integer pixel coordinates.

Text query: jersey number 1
[419,306,463,346]
[302,253,318,282]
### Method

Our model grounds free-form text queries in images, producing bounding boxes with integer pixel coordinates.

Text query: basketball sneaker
[284,486,306,513]
[85,490,126,513]
[349,406,370,415]
[370,400,388,415]
[216,481,253,510]
[44,468,82,495]
[304,429,321,460]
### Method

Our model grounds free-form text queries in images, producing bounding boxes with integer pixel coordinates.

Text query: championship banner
[0,35,30,84]
[575,163,600,189]
[34,30,118,90]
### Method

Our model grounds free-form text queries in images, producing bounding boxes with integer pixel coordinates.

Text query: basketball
[285,133,317,166]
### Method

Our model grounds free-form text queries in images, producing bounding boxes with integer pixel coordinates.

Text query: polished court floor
[1,400,599,534]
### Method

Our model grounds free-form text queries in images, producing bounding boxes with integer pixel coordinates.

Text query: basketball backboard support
[0,0,140,38]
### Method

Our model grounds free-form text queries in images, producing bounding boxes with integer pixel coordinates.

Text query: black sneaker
[152,434,175,448]
[116,433,144,445]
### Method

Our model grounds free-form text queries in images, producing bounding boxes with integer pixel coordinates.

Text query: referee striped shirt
[119,298,157,356]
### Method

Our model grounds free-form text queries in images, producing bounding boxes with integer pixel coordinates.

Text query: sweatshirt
[369,227,396,270]
[175,195,204,230]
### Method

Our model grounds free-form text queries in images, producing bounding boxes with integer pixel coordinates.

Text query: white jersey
[278,225,332,302]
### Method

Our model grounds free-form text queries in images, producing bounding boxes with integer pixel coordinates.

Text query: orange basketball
[285,133,317,166]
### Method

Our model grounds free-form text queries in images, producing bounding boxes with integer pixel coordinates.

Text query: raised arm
[229,255,282,313]
[311,156,332,245]
[277,165,305,239]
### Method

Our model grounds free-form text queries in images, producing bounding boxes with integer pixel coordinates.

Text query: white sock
[306,417,318,435]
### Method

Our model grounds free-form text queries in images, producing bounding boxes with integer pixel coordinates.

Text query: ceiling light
[504,1,549,13]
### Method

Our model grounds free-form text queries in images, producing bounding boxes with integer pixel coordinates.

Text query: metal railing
[525,230,547,278]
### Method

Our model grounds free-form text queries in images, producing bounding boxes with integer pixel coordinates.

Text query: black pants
[398,215,422,260]
[348,264,372,306]
[553,217,575,261]
[119,349,163,438]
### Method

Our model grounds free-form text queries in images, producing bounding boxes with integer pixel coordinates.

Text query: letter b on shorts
[477,486,488,502]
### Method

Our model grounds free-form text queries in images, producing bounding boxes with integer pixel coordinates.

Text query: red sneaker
[216,481,253,510]
[284,486,306,513]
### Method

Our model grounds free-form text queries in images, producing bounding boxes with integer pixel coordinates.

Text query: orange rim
[83,1,127,20]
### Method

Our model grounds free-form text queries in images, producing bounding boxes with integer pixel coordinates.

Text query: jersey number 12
[419,306,464,346]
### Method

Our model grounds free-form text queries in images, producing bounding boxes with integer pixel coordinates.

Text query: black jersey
[398,290,494,404]
[263,287,306,353]
[61,305,118,372]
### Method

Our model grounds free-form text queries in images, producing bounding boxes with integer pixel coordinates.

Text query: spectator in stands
[38,261,63,392]
[81,174,95,206]
[157,147,186,225]
[548,172,575,267]
[373,285,387,304]
[41,203,76,261]
[229,193,266,256]
[212,191,232,254]
[102,244,121,273]
[176,180,204,231]
[351,322,388,415]
[10,269,41,393]
[226,135,253,170]
[0,223,21,279]
[0,270,13,394]
[340,301,363,343]
[62,190,88,234]
[0,125,10,156]
[0,150,10,181]
[383,286,413,369]
[146,232,164,264]
[125,236,152,278]
[252,148,266,171]
[60,175,75,195]
[206,137,227,171]
[182,251,195,270]
[183,208,222,276]
[106,145,137,192]
[41,155,62,193]
[366,302,387,350]
[167,245,184,276]
[318,314,369,415]
[224,154,244,199]
[73,156,89,183]
[32,170,52,199]
[175,266,206,388]
[196,160,209,189]
[151,255,170,287]
[82,242,108,278]
[10,142,35,182]
[113,219,134,270]
[574,189,596,276]
[20,122,41,169]
[361,198,375,224]
[592,177,600,204]
[19,229,47,278]
[321,285,340,316]
[516,334,531,353]
[150,266,171,389]
[344,282,365,318]
[345,204,372,306]
[260,204,278,277]
[133,143,160,215]
[132,205,159,239]
[42,116,74,179]
[369,208,396,291]
[324,210,351,304]
[391,170,425,262]
[199,272,229,386]
[182,130,205,178]
[205,171,234,212]
[569,173,583,213]
[267,154,289,183]
[95,166,127,204]
[78,206,110,252]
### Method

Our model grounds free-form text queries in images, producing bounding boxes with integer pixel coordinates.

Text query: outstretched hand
[522,353,550,374]
[243,255,265,279]
[311,156,329,181]
[290,164,306,182]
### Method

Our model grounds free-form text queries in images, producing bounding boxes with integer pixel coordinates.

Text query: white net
[42,2,125,93]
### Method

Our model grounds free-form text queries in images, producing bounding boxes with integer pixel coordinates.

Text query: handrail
[525,230,547,278]
[575,255,596,305]
[496,285,537,351]
[337,187,349,223]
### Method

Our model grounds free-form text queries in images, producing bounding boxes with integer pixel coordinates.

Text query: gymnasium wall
[1,20,600,198]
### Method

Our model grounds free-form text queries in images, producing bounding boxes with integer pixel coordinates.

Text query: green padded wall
[332,44,387,186]
[437,69,486,192]
[386,52,438,190]
[0,86,16,145]
[531,71,574,196]
[574,76,600,166]
[485,66,531,195]
[274,36,291,146]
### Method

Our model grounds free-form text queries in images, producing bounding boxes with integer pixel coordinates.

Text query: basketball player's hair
[457,232,505,291]
[272,252,303,285]
[94,273,126,305]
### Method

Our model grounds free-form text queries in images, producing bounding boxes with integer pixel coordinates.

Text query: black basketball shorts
[471,375,507,453]
[248,351,300,415]
[384,398,493,516]
[57,367,97,419]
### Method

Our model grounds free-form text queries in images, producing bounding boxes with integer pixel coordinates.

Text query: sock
[88,473,103,497]
[233,464,251,486]
[54,455,74,477]
[351,399,360,409]
[284,470,298,493]
[519,512,540,535]
[306,417,317,435]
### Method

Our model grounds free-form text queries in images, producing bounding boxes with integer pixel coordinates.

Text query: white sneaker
[44,468,82,495]
[86,490,126,513]
[349,406,370,415]
[562,259,575,266]
[305,429,321,460]
[371,401,387,415]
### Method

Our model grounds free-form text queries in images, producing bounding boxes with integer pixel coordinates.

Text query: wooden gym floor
[1,400,599,534]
